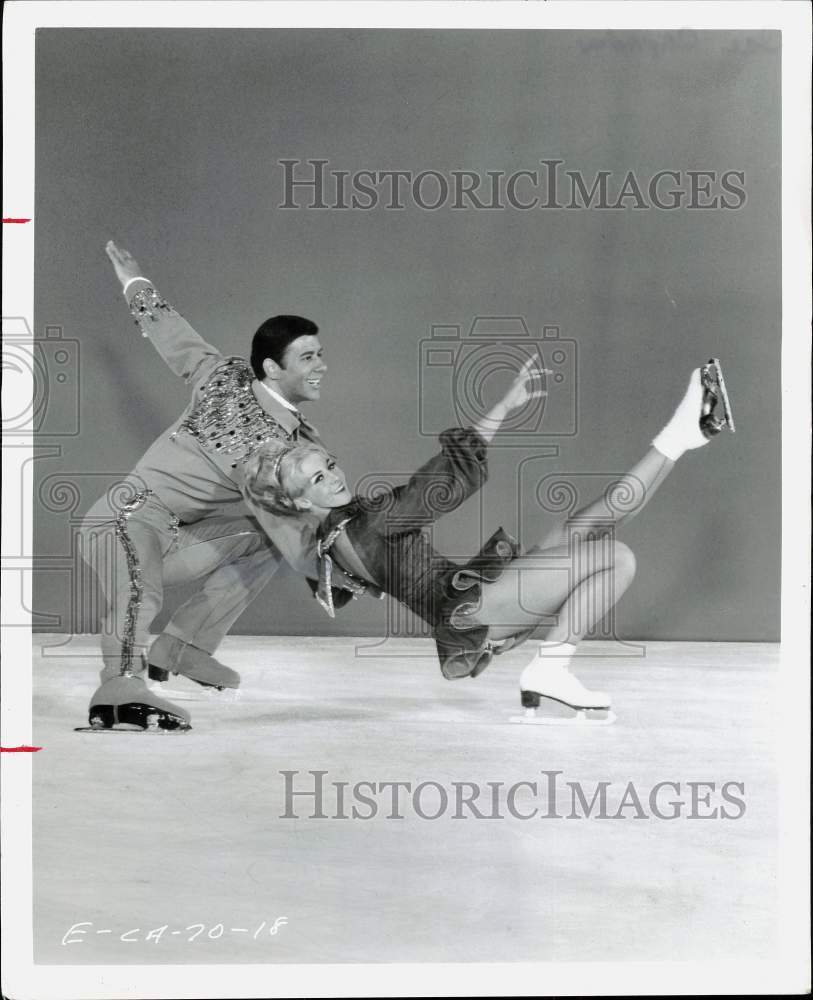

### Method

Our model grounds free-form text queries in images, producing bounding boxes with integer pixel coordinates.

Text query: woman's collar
[319,497,362,537]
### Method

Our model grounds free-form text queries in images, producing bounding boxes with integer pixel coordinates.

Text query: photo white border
[2,2,810,997]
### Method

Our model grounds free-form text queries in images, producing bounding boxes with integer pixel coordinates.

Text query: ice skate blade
[509,708,617,726]
[74,724,191,734]
[148,663,240,692]
[708,357,735,432]
[701,357,735,435]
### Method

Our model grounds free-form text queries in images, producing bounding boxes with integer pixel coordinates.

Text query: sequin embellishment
[315,519,368,617]
[128,285,173,337]
[113,489,153,675]
[174,357,292,466]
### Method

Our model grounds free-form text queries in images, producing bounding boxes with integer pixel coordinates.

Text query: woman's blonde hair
[242,440,329,517]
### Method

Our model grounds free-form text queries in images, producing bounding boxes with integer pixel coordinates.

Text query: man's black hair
[250,315,319,379]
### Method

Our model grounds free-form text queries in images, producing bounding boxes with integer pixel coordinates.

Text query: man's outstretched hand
[105,240,143,289]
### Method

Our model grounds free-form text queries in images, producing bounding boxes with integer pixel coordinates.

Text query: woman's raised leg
[532,362,731,551]
[531,447,674,552]
[490,363,734,720]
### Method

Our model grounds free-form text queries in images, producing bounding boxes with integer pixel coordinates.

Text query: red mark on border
[1,746,42,752]
[3,218,32,223]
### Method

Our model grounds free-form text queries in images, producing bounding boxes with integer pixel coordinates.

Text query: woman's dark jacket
[310,427,528,679]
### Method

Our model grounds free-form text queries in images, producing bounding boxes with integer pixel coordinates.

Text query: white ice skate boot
[652,359,735,462]
[510,643,616,726]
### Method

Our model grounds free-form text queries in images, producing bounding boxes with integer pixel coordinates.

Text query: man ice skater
[79,242,356,732]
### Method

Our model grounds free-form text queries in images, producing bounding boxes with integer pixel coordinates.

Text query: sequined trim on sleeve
[172,357,294,467]
[128,285,174,337]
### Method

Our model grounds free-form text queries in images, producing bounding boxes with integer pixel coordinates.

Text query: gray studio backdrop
[32,29,780,641]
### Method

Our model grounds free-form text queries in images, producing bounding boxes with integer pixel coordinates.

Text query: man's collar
[252,380,301,434]
[257,380,298,412]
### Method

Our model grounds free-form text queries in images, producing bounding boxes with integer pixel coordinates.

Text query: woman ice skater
[243,358,734,723]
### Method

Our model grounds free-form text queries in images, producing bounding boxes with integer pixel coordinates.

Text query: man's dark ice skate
[75,675,192,733]
[147,635,241,693]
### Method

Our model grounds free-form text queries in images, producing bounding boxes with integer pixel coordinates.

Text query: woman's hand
[105,240,144,289]
[471,354,548,443]
[498,354,548,417]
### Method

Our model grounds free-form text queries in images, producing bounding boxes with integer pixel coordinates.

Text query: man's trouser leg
[150,514,281,673]
[79,491,174,683]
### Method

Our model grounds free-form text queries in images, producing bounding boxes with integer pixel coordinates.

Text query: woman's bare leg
[476,537,637,644]
[472,449,666,711]
[531,446,674,553]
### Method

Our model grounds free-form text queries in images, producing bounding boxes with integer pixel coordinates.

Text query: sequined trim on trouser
[113,489,154,676]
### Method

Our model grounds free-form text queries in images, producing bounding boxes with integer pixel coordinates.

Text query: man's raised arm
[105,240,222,385]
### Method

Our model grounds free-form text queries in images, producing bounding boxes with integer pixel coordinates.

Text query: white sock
[651,368,708,462]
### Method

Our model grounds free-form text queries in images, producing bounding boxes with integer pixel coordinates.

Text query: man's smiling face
[271,335,326,405]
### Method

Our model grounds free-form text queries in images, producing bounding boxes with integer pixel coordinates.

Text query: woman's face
[289,450,352,512]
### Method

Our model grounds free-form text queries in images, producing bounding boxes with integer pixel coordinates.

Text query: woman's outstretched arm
[365,357,547,533]
[471,355,546,443]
